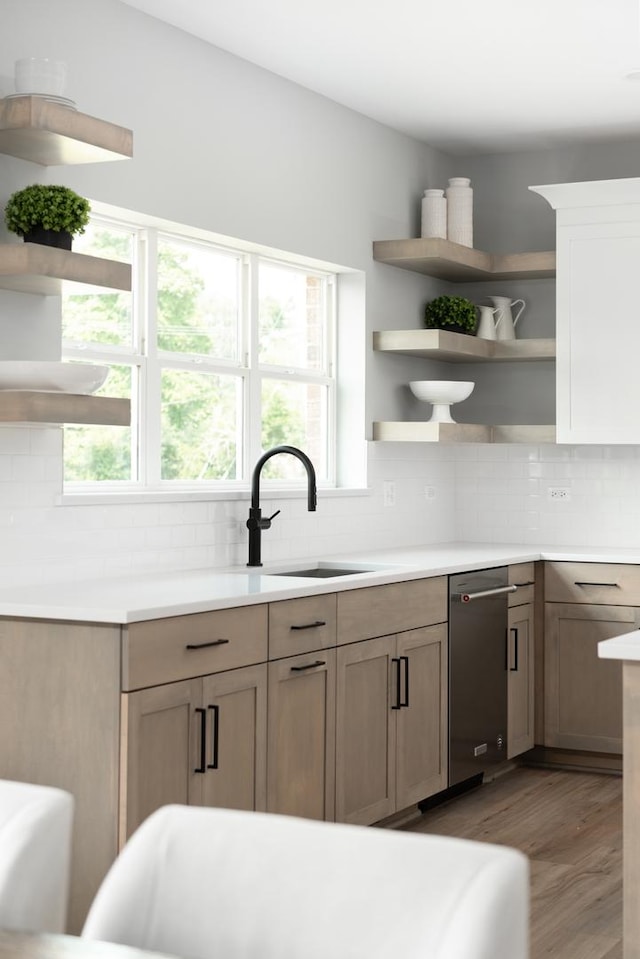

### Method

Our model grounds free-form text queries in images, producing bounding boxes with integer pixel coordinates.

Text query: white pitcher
[489,296,526,341]
[476,305,499,340]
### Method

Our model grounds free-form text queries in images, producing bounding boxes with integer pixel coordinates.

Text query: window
[62,213,336,492]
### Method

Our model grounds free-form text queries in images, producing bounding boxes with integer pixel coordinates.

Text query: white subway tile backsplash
[8,434,640,585]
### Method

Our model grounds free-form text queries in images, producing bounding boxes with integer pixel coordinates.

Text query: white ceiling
[120,0,640,154]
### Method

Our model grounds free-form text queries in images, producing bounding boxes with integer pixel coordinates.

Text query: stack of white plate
[5,92,77,110]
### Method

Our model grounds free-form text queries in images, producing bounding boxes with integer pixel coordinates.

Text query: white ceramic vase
[421,189,447,239]
[445,177,473,247]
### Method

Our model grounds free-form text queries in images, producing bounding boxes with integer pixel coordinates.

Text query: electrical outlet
[548,487,571,502]
[383,481,396,507]
[424,486,436,500]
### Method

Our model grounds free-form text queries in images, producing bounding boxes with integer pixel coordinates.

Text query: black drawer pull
[185,639,230,650]
[509,627,519,672]
[291,660,326,672]
[574,581,620,588]
[391,657,402,709]
[290,621,326,631]
[400,655,410,707]
[514,581,535,587]
[207,704,219,770]
[195,707,207,774]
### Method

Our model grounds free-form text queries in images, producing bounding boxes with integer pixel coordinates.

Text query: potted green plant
[4,184,91,250]
[423,295,477,336]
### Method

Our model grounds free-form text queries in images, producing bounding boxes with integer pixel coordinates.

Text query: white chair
[0,778,74,933]
[82,804,529,959]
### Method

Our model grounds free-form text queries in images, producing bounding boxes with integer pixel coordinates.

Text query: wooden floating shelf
[372,237,556,282]
[0,96,132,165]
[0,244,131,295]
[372,422,556,444]
[0,392,130,426]
[373,329,556,362]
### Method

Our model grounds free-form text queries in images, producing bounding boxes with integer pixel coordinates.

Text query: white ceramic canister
[14,58,67,96]
[445,177,473,247]
[421,189,447,239]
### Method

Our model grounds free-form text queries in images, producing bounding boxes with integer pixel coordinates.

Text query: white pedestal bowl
[410,380,474,423]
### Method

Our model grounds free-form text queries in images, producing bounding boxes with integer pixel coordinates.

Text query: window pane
[64,365,134,482]
[157,237,241,360]
[258,263,325,371]
[62,222,134,349]
[261,378,328,481]
[161,369,241,480]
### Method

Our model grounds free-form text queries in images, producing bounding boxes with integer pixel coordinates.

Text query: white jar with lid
[445,177,473,247]
[421,189,447,239]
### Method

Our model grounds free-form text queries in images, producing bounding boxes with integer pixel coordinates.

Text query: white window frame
[62,209,338,495]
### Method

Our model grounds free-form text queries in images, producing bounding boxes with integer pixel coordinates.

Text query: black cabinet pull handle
[574,581,619,588]
[185,639,230,650]
[510,627,519,672]
[195,707,207,773]
[207,704,219,770]
[514,581,535,587]
[391,657,402,709]
[400,655,409,707]
[291,659,326,672]
[290,621,326,631]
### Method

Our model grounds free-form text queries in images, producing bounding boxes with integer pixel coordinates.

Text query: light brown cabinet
[265,593,337,821]
[507,563,536,759]
[335,625,447,825]
[544,561,640,755]
[266,651,336,821]
[544,602,635,753]
[507,602,534,759]
[122,662,268,838]
[335,578,448,826]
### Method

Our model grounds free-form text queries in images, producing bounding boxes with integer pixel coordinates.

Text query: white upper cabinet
[531,178,640,444]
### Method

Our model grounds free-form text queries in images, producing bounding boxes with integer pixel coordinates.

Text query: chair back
[0,779,74,933]
[83,804,528,959]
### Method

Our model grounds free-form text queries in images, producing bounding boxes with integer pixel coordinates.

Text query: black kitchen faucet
[246,445,317,567]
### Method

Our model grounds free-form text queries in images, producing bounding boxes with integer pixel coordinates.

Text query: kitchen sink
[266,564,388,579]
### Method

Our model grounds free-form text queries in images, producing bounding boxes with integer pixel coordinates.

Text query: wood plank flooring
[402,767,622,959]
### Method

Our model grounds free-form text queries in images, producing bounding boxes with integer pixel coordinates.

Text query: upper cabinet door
[531,178,640,444]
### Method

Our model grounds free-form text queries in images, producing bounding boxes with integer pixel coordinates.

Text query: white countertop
[5,541,640,624]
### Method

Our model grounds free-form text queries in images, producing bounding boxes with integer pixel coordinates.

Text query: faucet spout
[247,445,317,567]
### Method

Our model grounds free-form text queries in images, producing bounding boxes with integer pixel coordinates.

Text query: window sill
[58,487,372,506]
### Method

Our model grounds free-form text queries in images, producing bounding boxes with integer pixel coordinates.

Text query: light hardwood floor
[403,767,622,959]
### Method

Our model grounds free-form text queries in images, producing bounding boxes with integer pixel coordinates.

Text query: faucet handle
[267,510,281,523]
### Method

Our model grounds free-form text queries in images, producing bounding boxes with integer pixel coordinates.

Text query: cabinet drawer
[545,562,640,606]
[123,605,269,691]
[509,562,535,607]
[336,577,447,645]
[269,594,337,660]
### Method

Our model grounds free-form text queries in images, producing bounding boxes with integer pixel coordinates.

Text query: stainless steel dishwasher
[448,567,517,787]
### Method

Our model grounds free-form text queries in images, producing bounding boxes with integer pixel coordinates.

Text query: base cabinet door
[200,663,267,813]
[396,625,448,809]
[335,635,397,825]
[122,664,268,840]
[544,602,639,753]
[267,650,336,821]
[335,627,448,826]
[122,678,203,840]
[507,603,535,759]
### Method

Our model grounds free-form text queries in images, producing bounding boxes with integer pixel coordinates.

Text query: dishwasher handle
[456,584,518,603]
